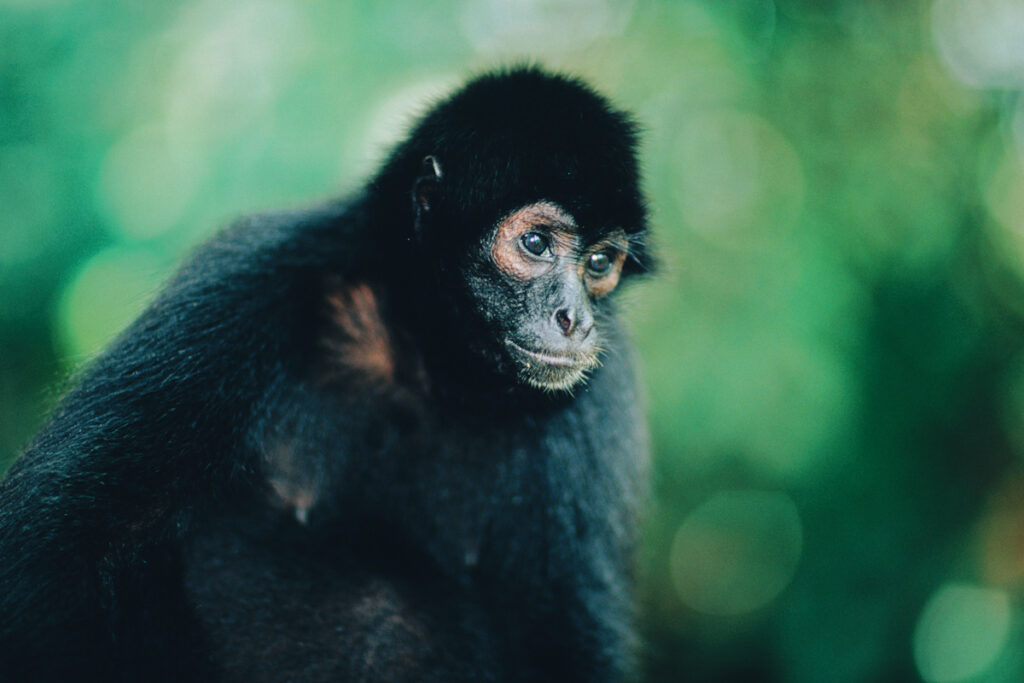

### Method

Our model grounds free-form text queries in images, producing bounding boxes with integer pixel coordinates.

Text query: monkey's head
[374,67,651,392]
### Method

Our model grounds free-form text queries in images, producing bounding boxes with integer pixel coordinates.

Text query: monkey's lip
[504,339,588,368]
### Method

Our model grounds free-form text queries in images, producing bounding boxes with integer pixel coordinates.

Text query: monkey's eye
[587,251,613,276]
[521,232,550,256]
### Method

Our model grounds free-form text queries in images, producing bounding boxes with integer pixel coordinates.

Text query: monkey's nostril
[555,309,573,335]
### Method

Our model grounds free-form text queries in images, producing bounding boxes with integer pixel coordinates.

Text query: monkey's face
[464,201,630,392]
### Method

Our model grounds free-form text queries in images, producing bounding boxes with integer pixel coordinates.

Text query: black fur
[0,67,651,682]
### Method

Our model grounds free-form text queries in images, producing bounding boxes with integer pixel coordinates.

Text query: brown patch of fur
[491,201,578,280]
[321,279,395,385]
[264,442,319,522]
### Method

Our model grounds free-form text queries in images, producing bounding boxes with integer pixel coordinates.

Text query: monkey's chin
[504,339,599,392]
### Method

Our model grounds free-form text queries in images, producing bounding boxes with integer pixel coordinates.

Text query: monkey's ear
[413,155,443,215]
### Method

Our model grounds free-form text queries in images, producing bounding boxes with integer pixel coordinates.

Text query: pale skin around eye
[492,201,628,298]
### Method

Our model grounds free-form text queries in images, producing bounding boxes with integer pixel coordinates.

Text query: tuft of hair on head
[371,65,650,265]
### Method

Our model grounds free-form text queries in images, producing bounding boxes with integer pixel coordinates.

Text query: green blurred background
[3,0,1024,681]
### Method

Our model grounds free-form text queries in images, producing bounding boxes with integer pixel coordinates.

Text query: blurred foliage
[3,0,1024,681]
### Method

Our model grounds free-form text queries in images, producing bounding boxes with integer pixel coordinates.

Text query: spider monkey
[0,67,653,682]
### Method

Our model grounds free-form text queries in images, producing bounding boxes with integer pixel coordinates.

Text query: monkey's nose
[554,308,594,339]
[555,308,573,335]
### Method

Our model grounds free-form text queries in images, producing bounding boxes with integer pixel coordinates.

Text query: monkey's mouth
[505,340,579,367]
[504,339,599,390]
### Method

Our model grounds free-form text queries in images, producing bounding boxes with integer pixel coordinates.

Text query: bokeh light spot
[165,0,305,136]
[55,246,166,362]
[932,0,1024,89]
[674,110,803,246]
[982,143,1024,245]
[669,490,802,616]
[913,583,1012,683]
[97,124,205,241]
